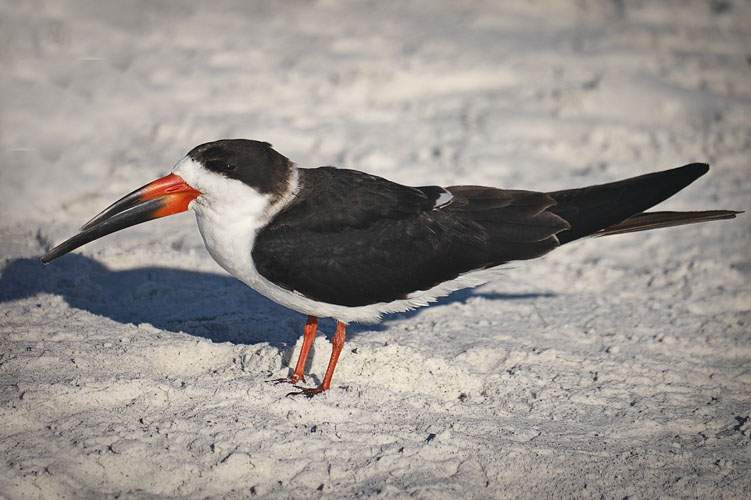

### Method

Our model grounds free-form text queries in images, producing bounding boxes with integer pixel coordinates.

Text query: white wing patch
[433,189,454,209]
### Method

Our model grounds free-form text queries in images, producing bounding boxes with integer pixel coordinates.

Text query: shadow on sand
[0,254,555,346]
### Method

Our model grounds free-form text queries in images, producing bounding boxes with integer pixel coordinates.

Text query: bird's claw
[272,374,304,385]
[286,386,327,398]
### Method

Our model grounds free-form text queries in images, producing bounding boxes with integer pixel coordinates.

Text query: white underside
[173,157,506,324]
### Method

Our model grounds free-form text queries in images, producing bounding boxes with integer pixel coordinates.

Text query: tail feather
[548,163,715,244]
[595,210,741,237]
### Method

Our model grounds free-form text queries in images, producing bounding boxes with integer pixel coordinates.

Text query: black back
[252,168,569,307]
[251,162,717,308]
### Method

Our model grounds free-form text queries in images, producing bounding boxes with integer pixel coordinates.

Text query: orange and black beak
[41,173,201,264]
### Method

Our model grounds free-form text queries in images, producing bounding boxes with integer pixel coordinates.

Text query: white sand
[1,1,749,498]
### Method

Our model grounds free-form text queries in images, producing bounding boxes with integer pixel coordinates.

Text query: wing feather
[253,170,569,306]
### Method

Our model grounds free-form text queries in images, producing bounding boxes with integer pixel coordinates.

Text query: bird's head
[41,139,295,264]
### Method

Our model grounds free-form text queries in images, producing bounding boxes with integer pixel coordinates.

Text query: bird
[41,139,740,396]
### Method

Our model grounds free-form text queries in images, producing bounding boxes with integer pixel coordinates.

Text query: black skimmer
[41,139,740,396]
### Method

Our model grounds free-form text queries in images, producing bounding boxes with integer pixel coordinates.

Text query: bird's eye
[206,160,237,173]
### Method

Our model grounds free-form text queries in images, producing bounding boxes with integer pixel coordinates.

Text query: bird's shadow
[0,254,556,346]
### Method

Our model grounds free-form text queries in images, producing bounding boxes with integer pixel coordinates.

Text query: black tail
[593,210,739,238]
[547,163,740,245]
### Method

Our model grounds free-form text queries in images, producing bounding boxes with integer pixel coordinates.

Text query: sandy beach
[1,1,749,498]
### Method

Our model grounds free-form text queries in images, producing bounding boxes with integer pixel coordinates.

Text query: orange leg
[275,315,317,384]
[294,321,346,398]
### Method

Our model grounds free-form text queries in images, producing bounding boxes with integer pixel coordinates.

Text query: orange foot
[283,319,346,398]
[287,385,328,398]
[273,373,304,385]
